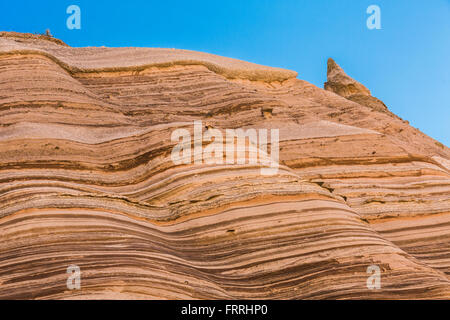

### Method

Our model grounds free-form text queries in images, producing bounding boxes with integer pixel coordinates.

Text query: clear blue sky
[1,0,449,146]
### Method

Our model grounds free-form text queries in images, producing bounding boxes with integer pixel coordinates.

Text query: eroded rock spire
[324,58,387,112]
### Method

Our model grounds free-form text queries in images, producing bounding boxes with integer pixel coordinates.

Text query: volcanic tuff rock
[0,32,449,299]
[325,58,388,112]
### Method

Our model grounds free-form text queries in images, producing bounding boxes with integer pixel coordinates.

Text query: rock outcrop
[0,33,449,299]
[325,58,388,112]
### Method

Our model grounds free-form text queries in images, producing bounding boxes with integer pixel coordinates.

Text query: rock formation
[325,58,388,112]
[0,32,449,299]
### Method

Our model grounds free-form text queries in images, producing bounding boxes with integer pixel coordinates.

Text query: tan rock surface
[0,32,449,299]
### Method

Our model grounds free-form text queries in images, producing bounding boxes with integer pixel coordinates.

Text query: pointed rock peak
[324,58,389,112]
[324,58,371,98]
[327,58,346,78]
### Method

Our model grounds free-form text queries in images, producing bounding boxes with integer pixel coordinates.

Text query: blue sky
[1,0,449,145]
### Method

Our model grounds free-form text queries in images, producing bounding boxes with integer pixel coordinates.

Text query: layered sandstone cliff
[0,32,449,299]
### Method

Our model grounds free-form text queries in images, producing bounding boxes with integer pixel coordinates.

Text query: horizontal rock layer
[0,33,449,299]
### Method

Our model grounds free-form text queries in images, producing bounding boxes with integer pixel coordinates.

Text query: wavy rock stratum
[0,32,449,299]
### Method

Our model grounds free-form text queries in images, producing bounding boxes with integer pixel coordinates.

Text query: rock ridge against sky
[0,32,449,299]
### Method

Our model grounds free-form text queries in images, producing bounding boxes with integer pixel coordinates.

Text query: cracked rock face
[0,33,449,299]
